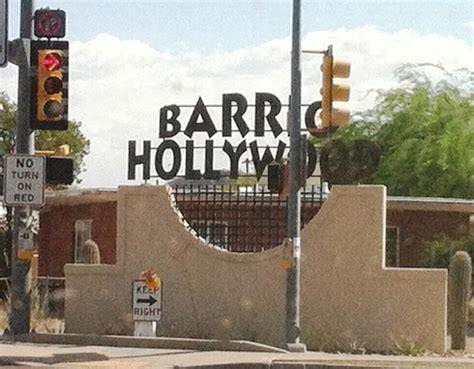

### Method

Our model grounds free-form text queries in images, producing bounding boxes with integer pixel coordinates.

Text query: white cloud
[0,26,471,188]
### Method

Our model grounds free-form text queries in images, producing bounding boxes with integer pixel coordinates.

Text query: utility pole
[9,0,35,335]
[286,0,306,352]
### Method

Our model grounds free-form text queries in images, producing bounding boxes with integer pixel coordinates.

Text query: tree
[0,92,90,285]
[313,65,474,199]
[0,92,90,183]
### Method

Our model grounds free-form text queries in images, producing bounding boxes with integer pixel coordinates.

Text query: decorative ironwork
[171,180,324,252]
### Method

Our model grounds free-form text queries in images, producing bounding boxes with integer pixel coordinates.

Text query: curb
[175,364,468,369]
[0,333,287,353]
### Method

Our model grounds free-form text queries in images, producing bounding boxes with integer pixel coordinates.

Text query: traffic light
[30,40,69,131]
[267,160,290,196]
[320,45,351,129]
[45,157,74,185]
[36,144,74,185]
[267,161,281,193]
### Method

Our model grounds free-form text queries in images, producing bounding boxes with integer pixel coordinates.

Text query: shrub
[391,337,425,356]
[420,234,474,269]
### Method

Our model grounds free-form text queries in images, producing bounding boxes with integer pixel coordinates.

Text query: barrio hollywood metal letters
[128,93,321,181]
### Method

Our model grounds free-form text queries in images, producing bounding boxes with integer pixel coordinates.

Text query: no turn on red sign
[3,155,45,206]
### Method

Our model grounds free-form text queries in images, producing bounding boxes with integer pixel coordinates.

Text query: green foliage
[0,92,90,184]
[0,92,17,156]
[373,82,473,198]
[420,234,474,269]
[303,329,425,355]
[311,64,474,198]
[391,337,425,356]
[448,251,472,350]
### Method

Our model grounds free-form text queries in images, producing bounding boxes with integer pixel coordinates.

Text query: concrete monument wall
[64,185,446,351]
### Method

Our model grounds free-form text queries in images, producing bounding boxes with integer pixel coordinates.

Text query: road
[1,339,474,368]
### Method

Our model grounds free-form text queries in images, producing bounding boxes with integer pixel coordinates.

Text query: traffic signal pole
[286,0,306,352]
[10,0,35,334]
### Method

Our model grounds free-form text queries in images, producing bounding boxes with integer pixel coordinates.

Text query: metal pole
[9,0,35,335]
[286,0,305,352]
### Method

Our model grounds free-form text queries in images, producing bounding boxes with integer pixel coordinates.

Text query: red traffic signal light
[30,40,69,131]
[42,52,62,71]
[34,9,66,38]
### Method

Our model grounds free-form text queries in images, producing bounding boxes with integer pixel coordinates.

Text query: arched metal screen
[171,183,324,252]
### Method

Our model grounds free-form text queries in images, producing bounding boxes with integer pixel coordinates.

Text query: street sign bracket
[8,38,30,66]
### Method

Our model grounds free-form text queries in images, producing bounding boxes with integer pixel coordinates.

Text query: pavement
[0,334,474,369]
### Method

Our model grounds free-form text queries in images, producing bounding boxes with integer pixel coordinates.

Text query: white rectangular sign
[133,280,162,321]
[0,0,7,67]
[18,226,33,250]
[4,155,45,206]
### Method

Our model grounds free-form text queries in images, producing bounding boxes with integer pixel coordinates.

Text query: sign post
[132,279,162,336]
[0,0,7,67]
[286,0,306,352]
[8,0,36,335]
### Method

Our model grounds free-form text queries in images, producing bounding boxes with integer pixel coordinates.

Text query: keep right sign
[132,280,162,321]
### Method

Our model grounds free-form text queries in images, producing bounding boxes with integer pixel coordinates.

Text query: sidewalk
[1,334,473,368]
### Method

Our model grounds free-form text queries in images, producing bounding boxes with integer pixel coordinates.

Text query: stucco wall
[65,186,288,346]
[300,186,446,352]
[65,185,446,352]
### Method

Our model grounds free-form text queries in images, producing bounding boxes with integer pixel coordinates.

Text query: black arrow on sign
[137,295,157,306]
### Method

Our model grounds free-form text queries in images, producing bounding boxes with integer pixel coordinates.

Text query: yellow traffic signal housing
[31,40,69,131]
[35,144,70,157]
[320,47,351,129]
[55,144,70,156]
[35,144,73,185]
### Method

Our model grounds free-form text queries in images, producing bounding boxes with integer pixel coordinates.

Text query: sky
[1,0,473,188]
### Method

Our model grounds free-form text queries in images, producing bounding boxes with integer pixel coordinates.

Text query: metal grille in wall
[171,181,324,252]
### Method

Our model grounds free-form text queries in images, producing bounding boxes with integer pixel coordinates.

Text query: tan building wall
[64,185,446,352]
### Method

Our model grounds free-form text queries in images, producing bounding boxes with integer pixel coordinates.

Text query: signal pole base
[287,342,307,352]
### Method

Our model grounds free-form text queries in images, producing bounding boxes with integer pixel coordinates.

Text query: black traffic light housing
[46,157,74,185]
[267,161,281,193]
[30,40,69,131]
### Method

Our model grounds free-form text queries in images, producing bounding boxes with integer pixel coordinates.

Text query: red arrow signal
[42,53,62,71]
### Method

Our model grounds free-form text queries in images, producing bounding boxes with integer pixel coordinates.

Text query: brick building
[35,186,473,277]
